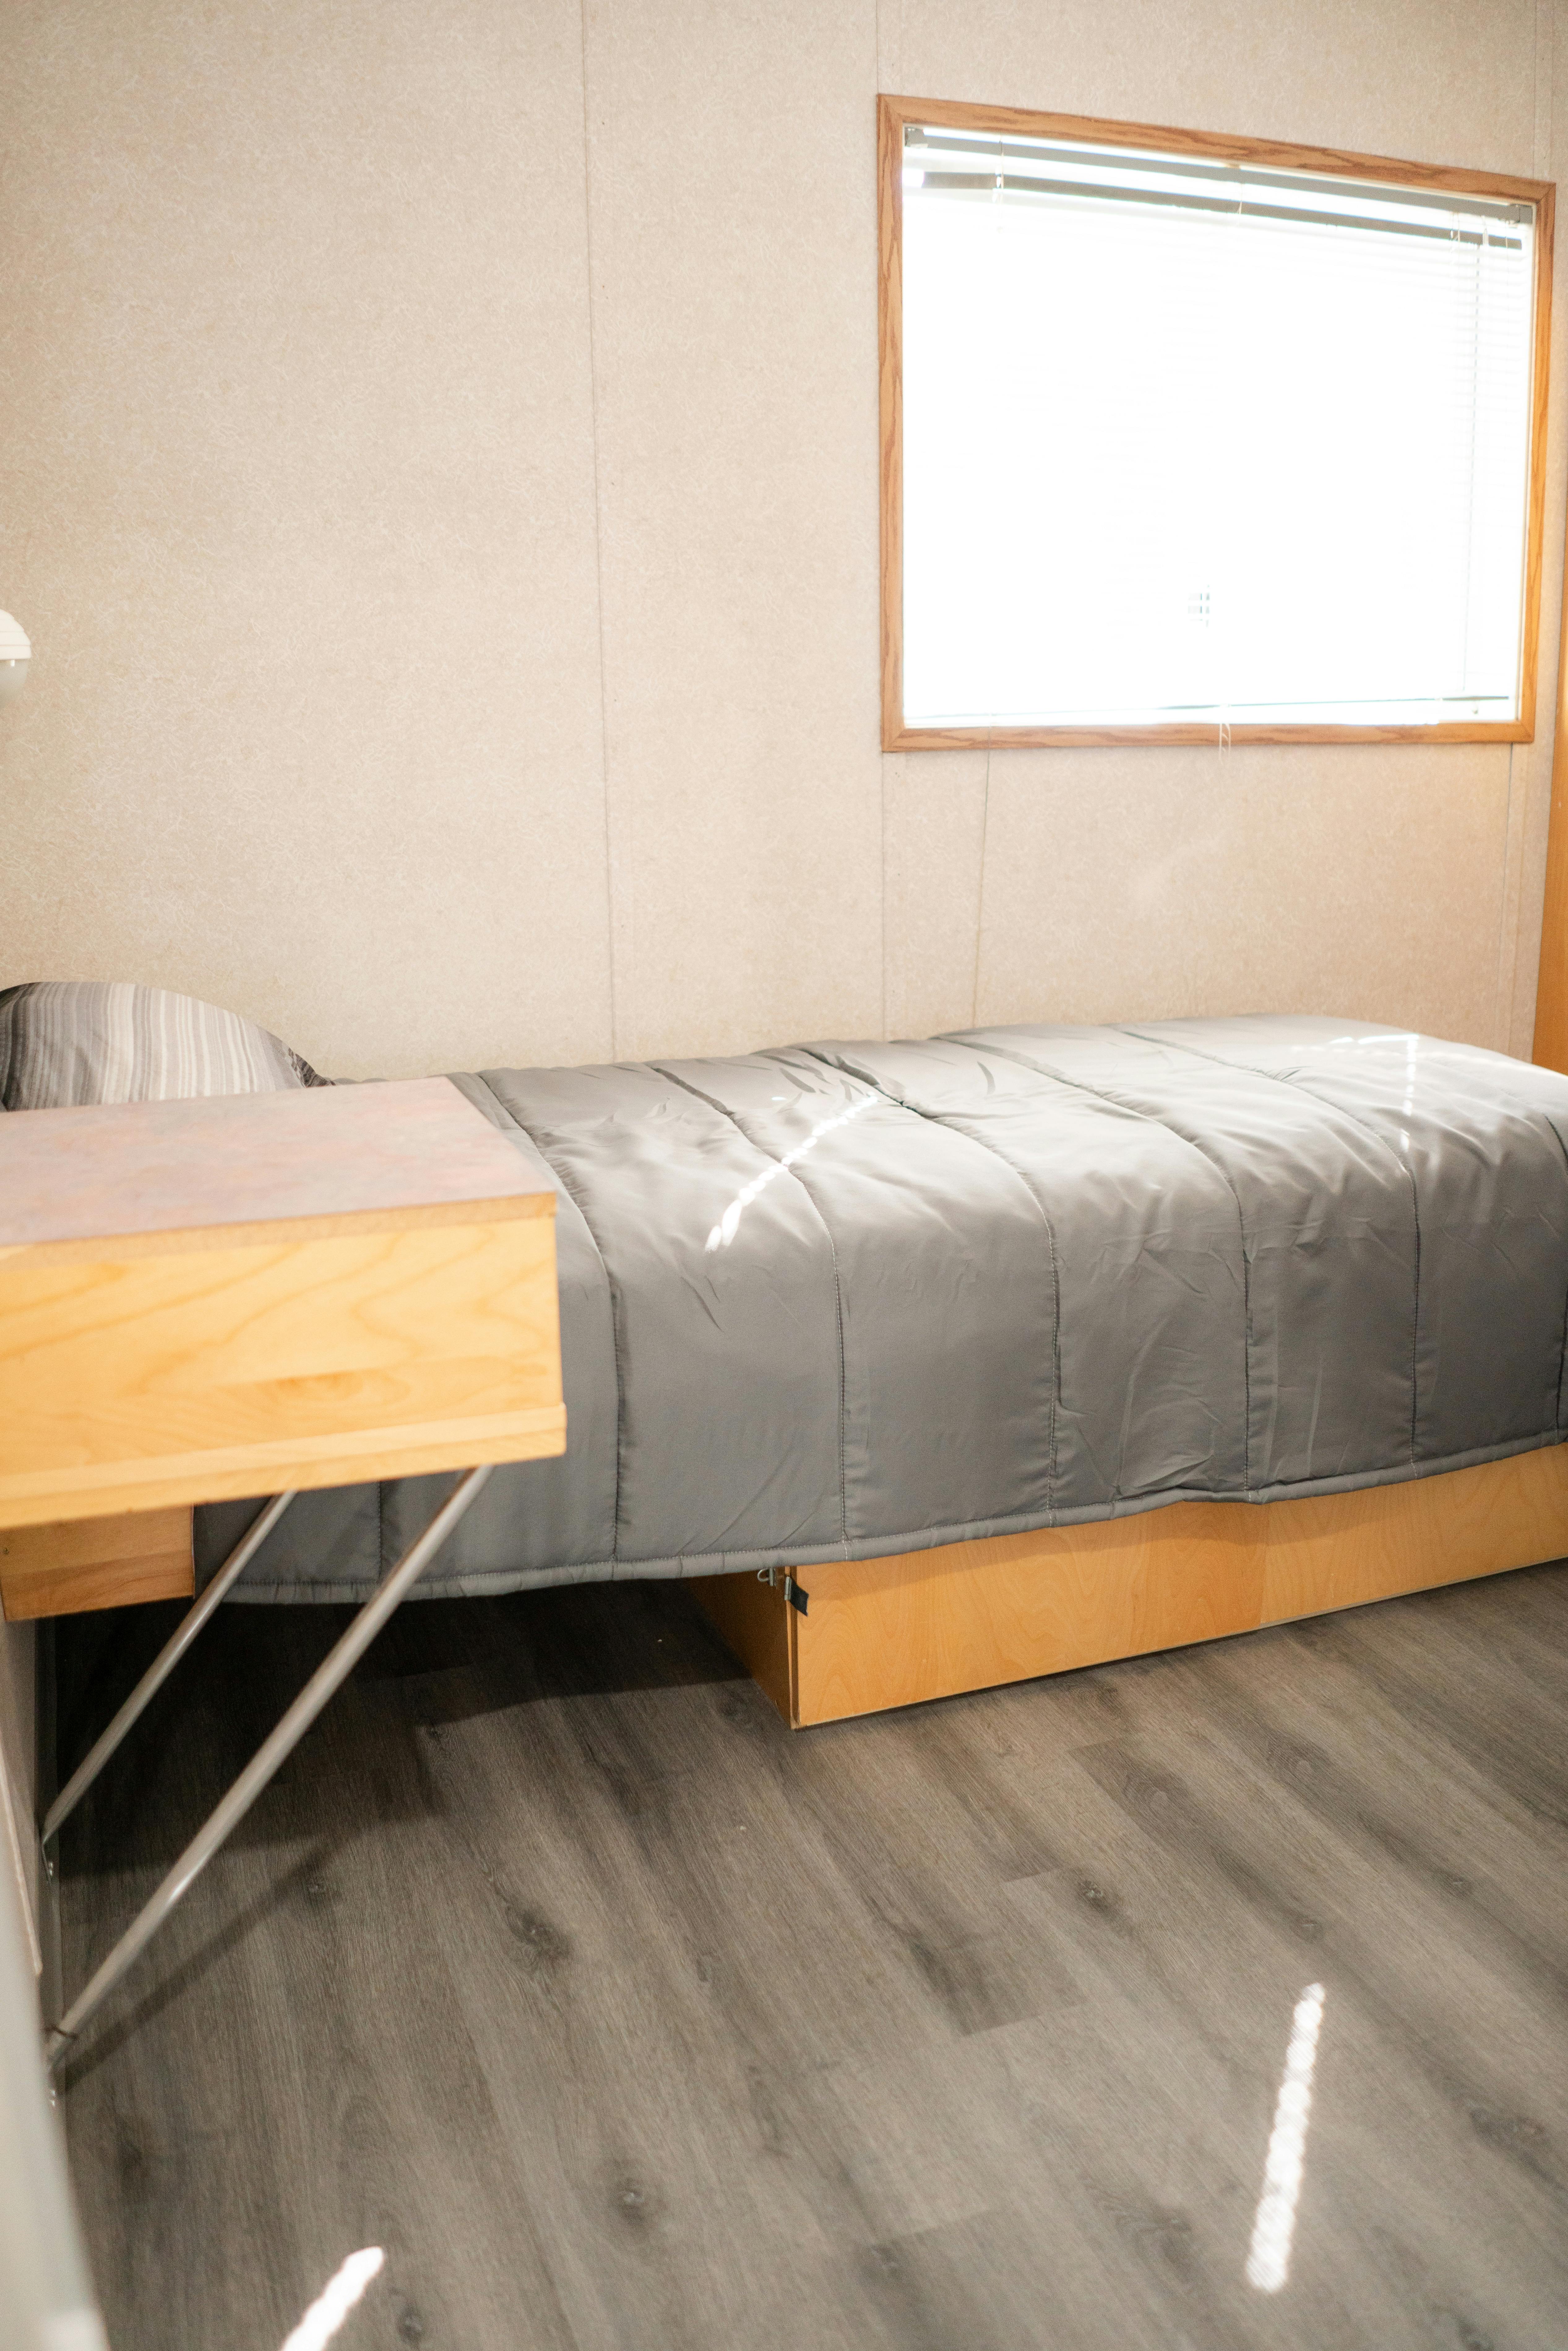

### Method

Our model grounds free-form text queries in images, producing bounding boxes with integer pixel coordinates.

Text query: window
[877,97,1553,748]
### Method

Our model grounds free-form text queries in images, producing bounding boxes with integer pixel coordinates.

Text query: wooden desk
[0,1078,564,1618]
[10,1078,567,2065]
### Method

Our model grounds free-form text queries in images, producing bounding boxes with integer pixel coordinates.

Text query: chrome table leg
[45,1465,493,2068]
[42,1491,299,1852]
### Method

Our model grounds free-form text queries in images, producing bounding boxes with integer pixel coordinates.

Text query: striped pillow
[0,983,327,1111]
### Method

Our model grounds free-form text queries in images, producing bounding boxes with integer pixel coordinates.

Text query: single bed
[25,994,1568,2068]
[170,1009,1568,1722]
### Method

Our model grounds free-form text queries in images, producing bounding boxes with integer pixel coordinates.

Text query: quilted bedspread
[216,1014,1568,1601]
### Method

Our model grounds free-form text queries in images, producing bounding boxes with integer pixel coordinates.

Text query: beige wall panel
[883,750,990,1038]
[0,0,611,1080]
[898,0,1538,172]
[1502,734,1553,1056]
[0,0,1561,1079]
[581,0,884,1063]
[973,747,1511,1044]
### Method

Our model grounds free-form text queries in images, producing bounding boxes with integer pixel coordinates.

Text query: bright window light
[893,115,1544,737]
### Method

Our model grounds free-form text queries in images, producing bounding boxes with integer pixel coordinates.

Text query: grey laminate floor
[54,1557,1568,2351]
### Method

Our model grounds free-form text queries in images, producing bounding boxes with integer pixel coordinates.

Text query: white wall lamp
[0,613,31,703]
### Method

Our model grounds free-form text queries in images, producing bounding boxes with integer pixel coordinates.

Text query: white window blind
[898,124,1539,732]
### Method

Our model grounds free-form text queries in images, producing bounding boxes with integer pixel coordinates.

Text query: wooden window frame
[878,93,1556,752]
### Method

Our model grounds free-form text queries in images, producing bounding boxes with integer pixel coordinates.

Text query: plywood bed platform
[691,1443,1568,1727]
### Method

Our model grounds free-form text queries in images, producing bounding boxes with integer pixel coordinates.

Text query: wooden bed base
[689,1444,1568,1728]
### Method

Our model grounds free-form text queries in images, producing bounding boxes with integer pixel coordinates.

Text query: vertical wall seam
[881,757,890,1039]
[971,743,992,1025]
[580,0,621,1061]
[1497,743,1518,1051]
[877,0,898,1045]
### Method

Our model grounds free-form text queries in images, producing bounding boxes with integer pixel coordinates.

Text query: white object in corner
[0,612,30,703]
[0,1619,38,1975]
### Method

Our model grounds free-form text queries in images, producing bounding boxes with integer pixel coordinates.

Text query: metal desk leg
[44,1464,494,2069]
[42,1491,300,1852]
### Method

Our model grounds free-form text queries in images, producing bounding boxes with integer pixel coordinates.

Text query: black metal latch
[757,1566,809,1615]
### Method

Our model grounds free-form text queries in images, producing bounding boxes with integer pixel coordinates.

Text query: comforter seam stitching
[468,1072,625,1569]
[801,1046,1062,1515]
[948,1033,1255,1493]
[652,1061,851,1551]
[228,1426,1568,1601]
[1116,1027,1424,1468]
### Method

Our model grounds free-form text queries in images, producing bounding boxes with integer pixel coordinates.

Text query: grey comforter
[216,1014,1568,1602]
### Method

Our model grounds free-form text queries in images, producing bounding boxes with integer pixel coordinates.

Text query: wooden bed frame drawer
[691,1443,1568,1727]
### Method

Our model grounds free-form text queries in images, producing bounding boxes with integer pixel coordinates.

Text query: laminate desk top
[0,1076,550,1252]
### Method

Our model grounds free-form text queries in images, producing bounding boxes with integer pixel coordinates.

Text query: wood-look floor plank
[52,1561,1568,2350]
